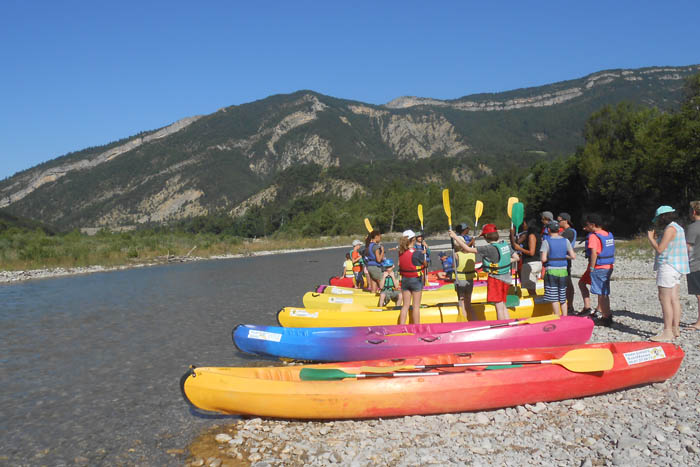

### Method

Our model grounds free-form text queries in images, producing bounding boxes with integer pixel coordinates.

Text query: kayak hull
[278,297,554,327]
[307,282,543,310]
[232,316,594,362]
[181,342,684,419]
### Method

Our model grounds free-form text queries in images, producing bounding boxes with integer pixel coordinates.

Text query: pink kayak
[233,315,593,362]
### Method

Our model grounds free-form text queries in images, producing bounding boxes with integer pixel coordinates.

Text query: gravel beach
[185,254,700,467]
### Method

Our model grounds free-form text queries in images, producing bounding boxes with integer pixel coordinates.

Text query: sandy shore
[184,254,700,467]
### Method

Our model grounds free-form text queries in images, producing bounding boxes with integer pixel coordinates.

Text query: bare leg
[457,296,467,321]
[654,286,676,340]
[399,290,411,324]
[669,284,681,337]
[561,300,568,316]
[465,294,476,321]
[551,302,561,316]
[494,302,509,320]
[598,295,610,317]
[566,277,574,311]
[578,279,591,310]
[411,290,422,324]
[693,294,700,329]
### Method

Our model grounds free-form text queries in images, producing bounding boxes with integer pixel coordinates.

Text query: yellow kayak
[303,283,542,310]
[278,297,554,327]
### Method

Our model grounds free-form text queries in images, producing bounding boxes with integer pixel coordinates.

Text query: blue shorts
[401,276,423,292]
[590,268,612,296]
[544,273,567,303]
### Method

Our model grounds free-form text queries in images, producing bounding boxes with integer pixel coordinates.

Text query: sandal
[649,334,674,342]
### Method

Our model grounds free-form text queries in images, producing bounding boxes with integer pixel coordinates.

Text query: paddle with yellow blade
[364,218,373,233]
[417,204,424,231]
[298,348,614,380]
[507,197,518,229]
[474,200,484,232]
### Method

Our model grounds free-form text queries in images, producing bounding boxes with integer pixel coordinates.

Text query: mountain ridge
[1,64,698,230]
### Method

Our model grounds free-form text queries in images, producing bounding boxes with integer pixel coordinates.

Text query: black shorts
[688,270,700,295]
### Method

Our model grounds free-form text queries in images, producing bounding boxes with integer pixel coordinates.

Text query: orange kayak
[181,342,683,419]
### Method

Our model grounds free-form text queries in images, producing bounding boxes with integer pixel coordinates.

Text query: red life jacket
[399,248,421,278]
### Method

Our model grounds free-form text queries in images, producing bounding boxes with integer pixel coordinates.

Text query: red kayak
[181,341,683,419]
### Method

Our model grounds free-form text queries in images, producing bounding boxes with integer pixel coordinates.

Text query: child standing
[541,220,576,316]
[350,240,365,288]
[342,253,354,279]
[450,224,518,320]
[585,214,615,326]
[378,259,402,307]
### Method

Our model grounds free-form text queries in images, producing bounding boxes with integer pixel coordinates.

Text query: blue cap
[652,205,675,222]
[381,259,394,268]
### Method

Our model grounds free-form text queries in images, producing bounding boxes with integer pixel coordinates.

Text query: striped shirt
[654,222,690,274]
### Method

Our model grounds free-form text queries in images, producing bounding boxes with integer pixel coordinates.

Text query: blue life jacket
[461,234,472,245]
[594,232,615,266]
[545,237,569,268]
[365,242,381,267]
[441,256,454,274]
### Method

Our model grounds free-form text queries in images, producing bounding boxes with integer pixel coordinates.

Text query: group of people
[340,201,700,336]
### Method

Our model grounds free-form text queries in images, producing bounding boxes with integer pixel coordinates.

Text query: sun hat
[402,229,416,239]
[652,205,675,222]
[415,230,424,237]
[541,211,554,221]
[352,239,362,246]
[558,212,571,222]
[455,222,469,233]
[480,224,498,236]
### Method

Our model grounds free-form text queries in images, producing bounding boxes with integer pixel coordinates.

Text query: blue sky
[1,0,699,180]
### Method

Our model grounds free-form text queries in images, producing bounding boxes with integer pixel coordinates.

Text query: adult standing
[364,230,385,293]
[647,206,690,341]
[585,214,614,326]
[452,224,518,321]
[510,218,542,298]
[687,201,700,330]
[541,220,576,316]
[398,230,426,324]
[558,213,577,312]
[576,222,598,316]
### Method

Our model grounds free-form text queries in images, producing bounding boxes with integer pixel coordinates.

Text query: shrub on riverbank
[0,227,361,271]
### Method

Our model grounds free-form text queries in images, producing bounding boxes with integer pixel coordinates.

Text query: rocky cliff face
[385,66,699,110]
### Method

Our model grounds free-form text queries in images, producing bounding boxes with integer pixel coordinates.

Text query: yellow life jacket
[344,260,354,277]
[455,251,476,280]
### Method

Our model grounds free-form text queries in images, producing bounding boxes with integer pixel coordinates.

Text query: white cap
[402,229,416,239]
[352,240,362,246]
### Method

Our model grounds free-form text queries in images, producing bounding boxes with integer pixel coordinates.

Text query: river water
[1,247,350,465]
